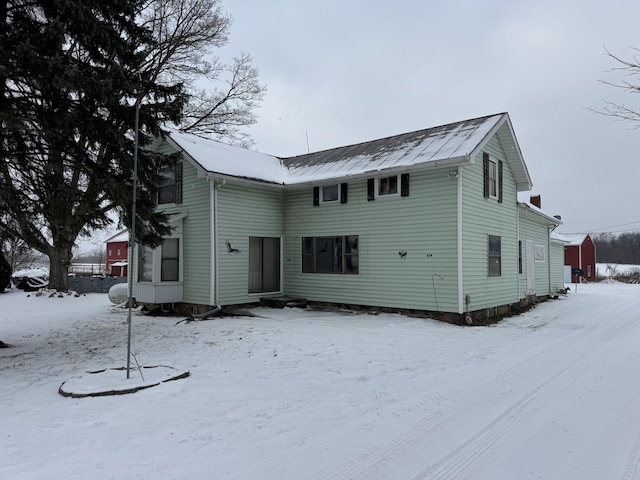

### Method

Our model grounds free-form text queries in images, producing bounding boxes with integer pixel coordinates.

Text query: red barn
[104,230,129,277]
[552,233,597,283]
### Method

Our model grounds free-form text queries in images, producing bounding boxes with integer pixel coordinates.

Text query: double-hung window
[158,161,183,205]
[488,235,501,277]
[483,153,503,202]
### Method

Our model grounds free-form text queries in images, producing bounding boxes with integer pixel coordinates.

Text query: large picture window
[302,236,359,274]
[488,235,501,277]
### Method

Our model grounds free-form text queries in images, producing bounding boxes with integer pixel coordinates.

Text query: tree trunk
[48,244,72,292]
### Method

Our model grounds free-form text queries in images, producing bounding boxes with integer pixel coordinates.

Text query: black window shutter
[313,186,320,206]
[367,178,375,201]
[340,183,348,203]
[483,152,489,198]
[400,173,410,197]
[498,160,503,203]
[174,162,183,203]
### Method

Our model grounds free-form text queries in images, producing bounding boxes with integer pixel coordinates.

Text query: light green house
[137,113,564,322]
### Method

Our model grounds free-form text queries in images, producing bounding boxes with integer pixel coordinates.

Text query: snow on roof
[281,114,505,183]
[166,131,287,184]
[164,113,530,187]
[551,232,588,245]
[518,201,562,225]
[104,229,128,243]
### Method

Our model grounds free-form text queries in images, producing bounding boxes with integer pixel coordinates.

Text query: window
[488,161,497,197]
[378,175,398,196]
[321,185,339,203]
[518,240,523,274]
[534,244,545,262]
[367,174,410,200]
[483,153,503,202]
[302,236,359,274]
[488,235,501,277]
[138,239,180,282]
[313,183,348,205]
[139,245,154,282]
[158,162,183,204]
[161,238,179,281]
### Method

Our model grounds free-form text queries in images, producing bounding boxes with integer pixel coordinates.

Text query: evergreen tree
[0,0,186,291]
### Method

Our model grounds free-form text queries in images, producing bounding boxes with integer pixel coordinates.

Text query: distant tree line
[592,232,640,265]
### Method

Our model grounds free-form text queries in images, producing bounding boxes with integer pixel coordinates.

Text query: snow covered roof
[165,131,287,184]
[518,201,562,225]
[164,113,533,189]
[104,229,128,244]
[551,232,589,245]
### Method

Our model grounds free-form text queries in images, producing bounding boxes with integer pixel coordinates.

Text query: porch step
[261,296,308,309]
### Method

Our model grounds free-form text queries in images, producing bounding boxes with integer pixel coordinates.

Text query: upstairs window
[321,185,339,203]
[367,174,410,200]
[378,175,398,196]
[483,153,503,203]
[158,161,183,204]
[313,183,348,205]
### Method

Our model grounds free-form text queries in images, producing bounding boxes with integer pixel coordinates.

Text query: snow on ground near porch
[1,283,640,479]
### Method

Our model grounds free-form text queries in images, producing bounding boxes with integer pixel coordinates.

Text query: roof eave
[284,155,471,188]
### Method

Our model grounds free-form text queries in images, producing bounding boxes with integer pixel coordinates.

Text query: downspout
[457,166,464,315]
[548,225,552,295]
[516,204,520,301]
[210,179,221,308]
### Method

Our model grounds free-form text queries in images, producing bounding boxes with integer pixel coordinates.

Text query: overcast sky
[219,0,640,235]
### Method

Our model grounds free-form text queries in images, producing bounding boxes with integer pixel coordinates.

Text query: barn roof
[551,232,589,245]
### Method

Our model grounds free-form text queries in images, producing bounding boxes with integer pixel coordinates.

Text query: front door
[248,237,281,294]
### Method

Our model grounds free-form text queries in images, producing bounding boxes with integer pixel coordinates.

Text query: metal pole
[126,98,140,380]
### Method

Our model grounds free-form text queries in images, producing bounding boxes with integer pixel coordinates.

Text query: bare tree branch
[593,47,640,127]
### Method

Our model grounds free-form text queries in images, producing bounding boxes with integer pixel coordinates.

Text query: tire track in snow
[324,299,634,480]
[623,428,640,480]
[411,305,635,480]
[322,328,580,480]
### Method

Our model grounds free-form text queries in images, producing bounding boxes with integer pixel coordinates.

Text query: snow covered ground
[1,282,640,480]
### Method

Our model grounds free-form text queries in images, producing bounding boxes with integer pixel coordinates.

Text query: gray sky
[221,0,640,235]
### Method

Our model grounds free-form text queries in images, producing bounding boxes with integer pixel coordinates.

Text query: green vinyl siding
[153,141,212,306]
[284,170,459,312]
[460,135,519,312]
[518,213,552,298]
[217,184,284,305]
[549,240,565,293]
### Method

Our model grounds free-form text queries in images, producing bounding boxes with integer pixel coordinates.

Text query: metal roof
[164,112,532,190]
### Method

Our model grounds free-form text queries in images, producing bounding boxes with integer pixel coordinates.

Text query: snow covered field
[1,282,640,480]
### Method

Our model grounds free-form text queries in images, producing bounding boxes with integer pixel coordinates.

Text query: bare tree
[597,47,640,125]
[142,0,266,147]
